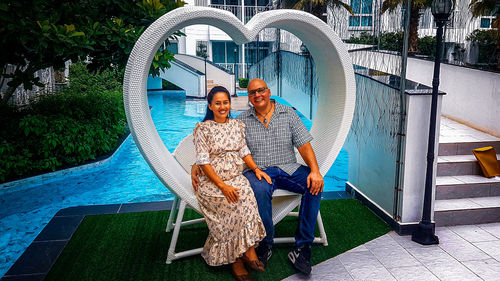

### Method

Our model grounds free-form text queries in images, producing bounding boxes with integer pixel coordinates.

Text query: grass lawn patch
[45,199,390,280]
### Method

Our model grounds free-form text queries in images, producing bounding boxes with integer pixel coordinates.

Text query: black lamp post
[412,0,454,245]
[300,43,313,120]
[202,45,208,96]
[234,47,238,90]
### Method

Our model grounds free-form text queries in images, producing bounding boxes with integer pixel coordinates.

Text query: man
[192,78,323,275]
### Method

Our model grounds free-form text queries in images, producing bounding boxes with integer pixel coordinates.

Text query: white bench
[165,133,328,264]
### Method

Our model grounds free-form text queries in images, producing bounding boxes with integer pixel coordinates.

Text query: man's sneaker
[288,245,312,275]
[255,246,272,266]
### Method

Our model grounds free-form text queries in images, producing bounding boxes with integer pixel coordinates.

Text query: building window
[480,17,493,28]
[349,0,373,28]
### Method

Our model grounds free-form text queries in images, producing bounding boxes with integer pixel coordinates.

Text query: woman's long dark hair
[202,86,232,122]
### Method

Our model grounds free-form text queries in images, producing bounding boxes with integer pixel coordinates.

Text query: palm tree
[469,0,500,67]
[469,0,499,26]
[381,0,433,55]
[283,0,354,21]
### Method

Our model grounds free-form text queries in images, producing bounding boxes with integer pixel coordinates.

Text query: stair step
[434,196,500,226]
[436,175,500,200]
[439,141,500,156]
[436,154,499,177]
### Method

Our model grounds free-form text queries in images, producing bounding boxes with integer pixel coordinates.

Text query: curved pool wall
[0,91,347,276]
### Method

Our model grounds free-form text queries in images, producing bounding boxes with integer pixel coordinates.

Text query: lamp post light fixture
[412,0,454,245]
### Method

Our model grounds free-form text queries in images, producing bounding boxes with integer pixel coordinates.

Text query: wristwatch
[252,165,260,171]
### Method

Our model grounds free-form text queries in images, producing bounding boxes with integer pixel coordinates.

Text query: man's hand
[255,168,272,184]
[191,164,201,191]
[307,171,324,195]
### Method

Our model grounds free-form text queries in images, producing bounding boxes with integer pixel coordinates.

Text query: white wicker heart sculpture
[123,7,356,207]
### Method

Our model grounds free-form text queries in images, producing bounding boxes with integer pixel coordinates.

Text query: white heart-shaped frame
[123,6,356,208]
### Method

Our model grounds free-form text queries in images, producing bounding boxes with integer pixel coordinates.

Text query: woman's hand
[191,164,202,191]
[255,169,272,184]
[219,184,239,203]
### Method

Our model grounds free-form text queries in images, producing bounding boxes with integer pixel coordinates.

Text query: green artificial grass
[45,199,390,281]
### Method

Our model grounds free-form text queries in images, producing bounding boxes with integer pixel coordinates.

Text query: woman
[193,86,270,280]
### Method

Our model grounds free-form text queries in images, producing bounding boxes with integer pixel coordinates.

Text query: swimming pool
[0,91,347,276]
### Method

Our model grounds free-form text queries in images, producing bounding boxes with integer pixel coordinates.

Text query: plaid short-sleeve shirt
[236,101,313,175]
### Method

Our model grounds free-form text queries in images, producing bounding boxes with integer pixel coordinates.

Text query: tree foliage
[469,0,500,67]
[381,0,433,55]
[0,0,185,105]
[0,62,127,183]
[283,0,354,21]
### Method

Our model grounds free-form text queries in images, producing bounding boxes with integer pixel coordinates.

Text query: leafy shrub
[238,78,249,88]
[0,62,127,183]
[467,29,498,64]
[417,36,437,57]
[344,32,376,45]
[162,79,182,90]
[379,32,404,52]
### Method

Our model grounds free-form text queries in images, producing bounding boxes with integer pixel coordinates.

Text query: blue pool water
[0,91,347,276]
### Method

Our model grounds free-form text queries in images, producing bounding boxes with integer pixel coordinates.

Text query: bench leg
[166,200,187,264]
[166,196,180,232]
[316,211,328,246]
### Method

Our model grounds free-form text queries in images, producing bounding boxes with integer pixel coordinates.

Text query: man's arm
[297,142,324,195]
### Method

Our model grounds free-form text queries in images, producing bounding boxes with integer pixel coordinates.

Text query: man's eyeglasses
[248,87,268,97]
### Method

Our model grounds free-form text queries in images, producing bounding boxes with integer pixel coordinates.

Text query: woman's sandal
[241,255,266,272]
[232,259,253,281]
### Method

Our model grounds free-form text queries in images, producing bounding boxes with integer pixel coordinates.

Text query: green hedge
[0,62,127,183]
[344,32,437,57]
[238,78,249,88]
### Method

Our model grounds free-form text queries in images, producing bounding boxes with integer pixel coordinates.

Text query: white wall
[159,61,205,98]
[401,95,443,223]
[350,50,500,137]
[175,54,235,95]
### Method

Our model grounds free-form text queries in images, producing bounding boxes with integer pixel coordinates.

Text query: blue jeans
[243,166,322,249]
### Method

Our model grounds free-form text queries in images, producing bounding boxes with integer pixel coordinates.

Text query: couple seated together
[190,78,323,280]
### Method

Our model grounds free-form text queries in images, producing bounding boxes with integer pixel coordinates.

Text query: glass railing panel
[344,72,401,215]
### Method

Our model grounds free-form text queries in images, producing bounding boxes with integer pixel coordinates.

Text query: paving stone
[34,215,83,242]
[473,241,500,261]
[55,204,121,216]
[388,265,440,281]
[477,222,500,239]
[338,250,396,281]
[435,227,468,243]
[0,274,46,281]
[118,201,172,213]
[5,241,66,276]
[449,225,498,242]
[426,259,483,281]
[404,245,455,266]
[439,240,492,262]
[462,259,500,281]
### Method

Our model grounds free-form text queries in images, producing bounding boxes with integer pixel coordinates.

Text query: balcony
[194,0,272,23]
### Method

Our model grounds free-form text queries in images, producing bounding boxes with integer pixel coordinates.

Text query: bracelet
[252,165,260,171]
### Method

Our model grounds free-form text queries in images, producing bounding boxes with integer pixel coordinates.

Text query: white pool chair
[165,133,328,264]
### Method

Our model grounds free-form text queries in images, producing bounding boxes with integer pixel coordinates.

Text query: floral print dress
[193,118,266,266]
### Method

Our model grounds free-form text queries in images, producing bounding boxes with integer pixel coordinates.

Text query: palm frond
[381,0,403,14]
[327,0,354,15]
[469,0,498,18]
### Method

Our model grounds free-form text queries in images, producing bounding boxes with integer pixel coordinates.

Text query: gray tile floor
[284,223,500,281]
[439,117,500,143]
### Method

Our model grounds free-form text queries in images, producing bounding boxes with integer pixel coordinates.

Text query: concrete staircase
[206,80,220,92]
[434,120,500,226]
